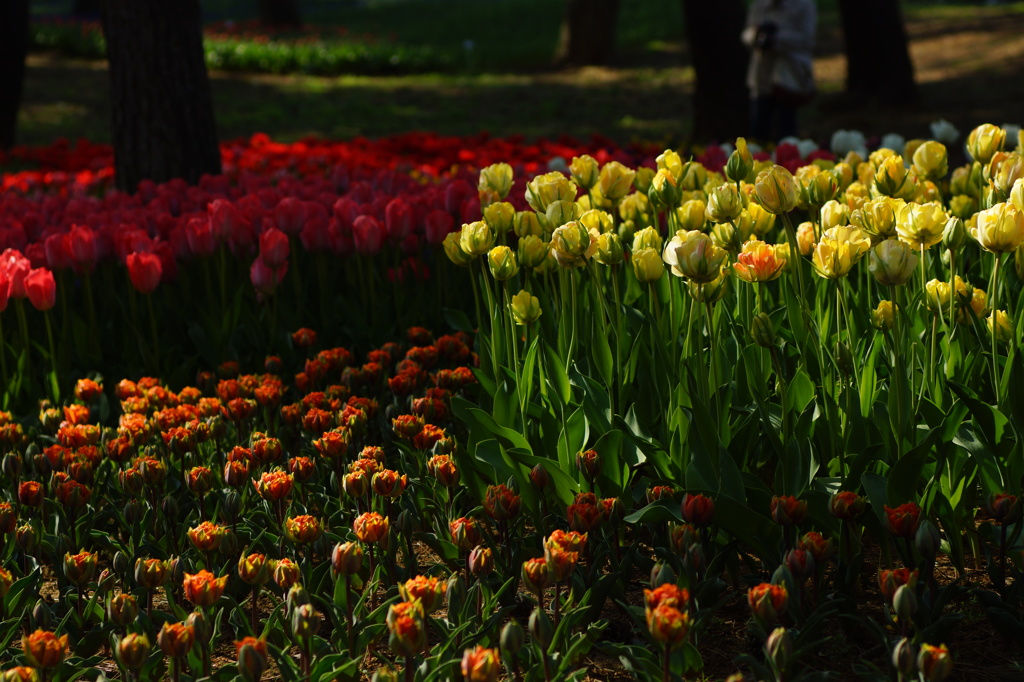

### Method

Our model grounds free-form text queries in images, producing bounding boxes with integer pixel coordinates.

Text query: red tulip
[67,224,99,272]
[250,256,287,296]
[126,252,162,294]
[0,268,9,313]
[352,215,384,255]
[25,268,56,311]
[186,216,217,257]
[385,198,414,242]
[259,227,289,268]
[1,248,31,299]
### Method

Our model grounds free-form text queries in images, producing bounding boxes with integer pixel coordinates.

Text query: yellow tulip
[443,232,474,267]
[705,184,744,224]
[598,161,636,201]
[868,238,919,286]
[688,267,728,303]
[634,167,656,194]
[579,208,614,234]
[593,232,624,266]
[752,165,798,215]
[966,123,1005,164]
[675,200,707,232]
[478,163,514,200]
[487,246,519,281]
[811,226,871,279]
[851,197,904,241]
[748,202,776,237]
[632,248,664,283]
[871,300,895,332]
[994,152,1024,196]
[663,231,728,283]
[725,137,754,183]
[924,279,951,315]
[619,192,651,225]
[550,221,596,268]
[569,155,600,190]
[517,235,549,269]
[911,141,948,181]
[820,200,850,230]
[513,210,544,239]
[796,221,816,256]
[988,310,1013,343]
[509,290,542,325]
[972,202,1024,253]
[632,226,663,254]
[483,202,515,235]
[873,155,915,199]
[649,169,679,209]
[896,202,947,250]
[459,220,496,257]
[525,172,577,213]
[656,149,684,181]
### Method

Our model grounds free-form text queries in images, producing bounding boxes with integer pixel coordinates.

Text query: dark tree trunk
[101,0,221,192]
[681,0,749,141]
[73,0,102,17]
[0,0,30,151]
[837,0,917,105]
[552,0,620,68]
[259,0,302,28]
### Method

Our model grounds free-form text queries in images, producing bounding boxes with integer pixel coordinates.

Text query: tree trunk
[681,0,749,142]
[552,0,620,68]
[101,0,221,192]
[837,0,917,105]
[0,0,29,151]
[259,0,302,28]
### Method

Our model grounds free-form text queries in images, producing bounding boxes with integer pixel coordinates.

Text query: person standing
[742,0,818,143]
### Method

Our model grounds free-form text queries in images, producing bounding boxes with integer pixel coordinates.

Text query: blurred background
[6,0,1024,150]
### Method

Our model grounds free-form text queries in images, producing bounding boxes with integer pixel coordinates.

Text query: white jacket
[741,0,817,96]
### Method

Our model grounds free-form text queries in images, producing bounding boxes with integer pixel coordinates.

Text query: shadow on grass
[19,58,696,146]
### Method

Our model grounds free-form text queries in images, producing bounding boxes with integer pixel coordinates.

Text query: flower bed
[0,124,1023,680]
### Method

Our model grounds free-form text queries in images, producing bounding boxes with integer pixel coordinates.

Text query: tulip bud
[835,341,855,377]
[528,606,553,647]
[31,601,51,631]
[725,138,753,184]
[517,235,548,269]
[915,519,942,560]
[530,464,550,492]
[236,637,269,682]
[106,592,139,627]
[892,637,917,678]
[468,546,494,578]
[3,452,22,479]
[331,542,363,576]
[764,627,792,673]
[939,215,962,250]
[751,313,775,348]
[116,633,151,671]
[483,202,515,235]
[893,583,918,622]
[292,603,321,639]
[501,619,525,659]
[650,561,676,589]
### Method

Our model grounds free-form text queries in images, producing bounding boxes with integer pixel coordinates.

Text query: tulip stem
[0,313,9,407]
[662,642,671,682]
[404,654,414,682]
[146,294,160,371]
[43,311,59,405]
[991,256,1002,406]
[251,584,259,635]
[889,285,905,456]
